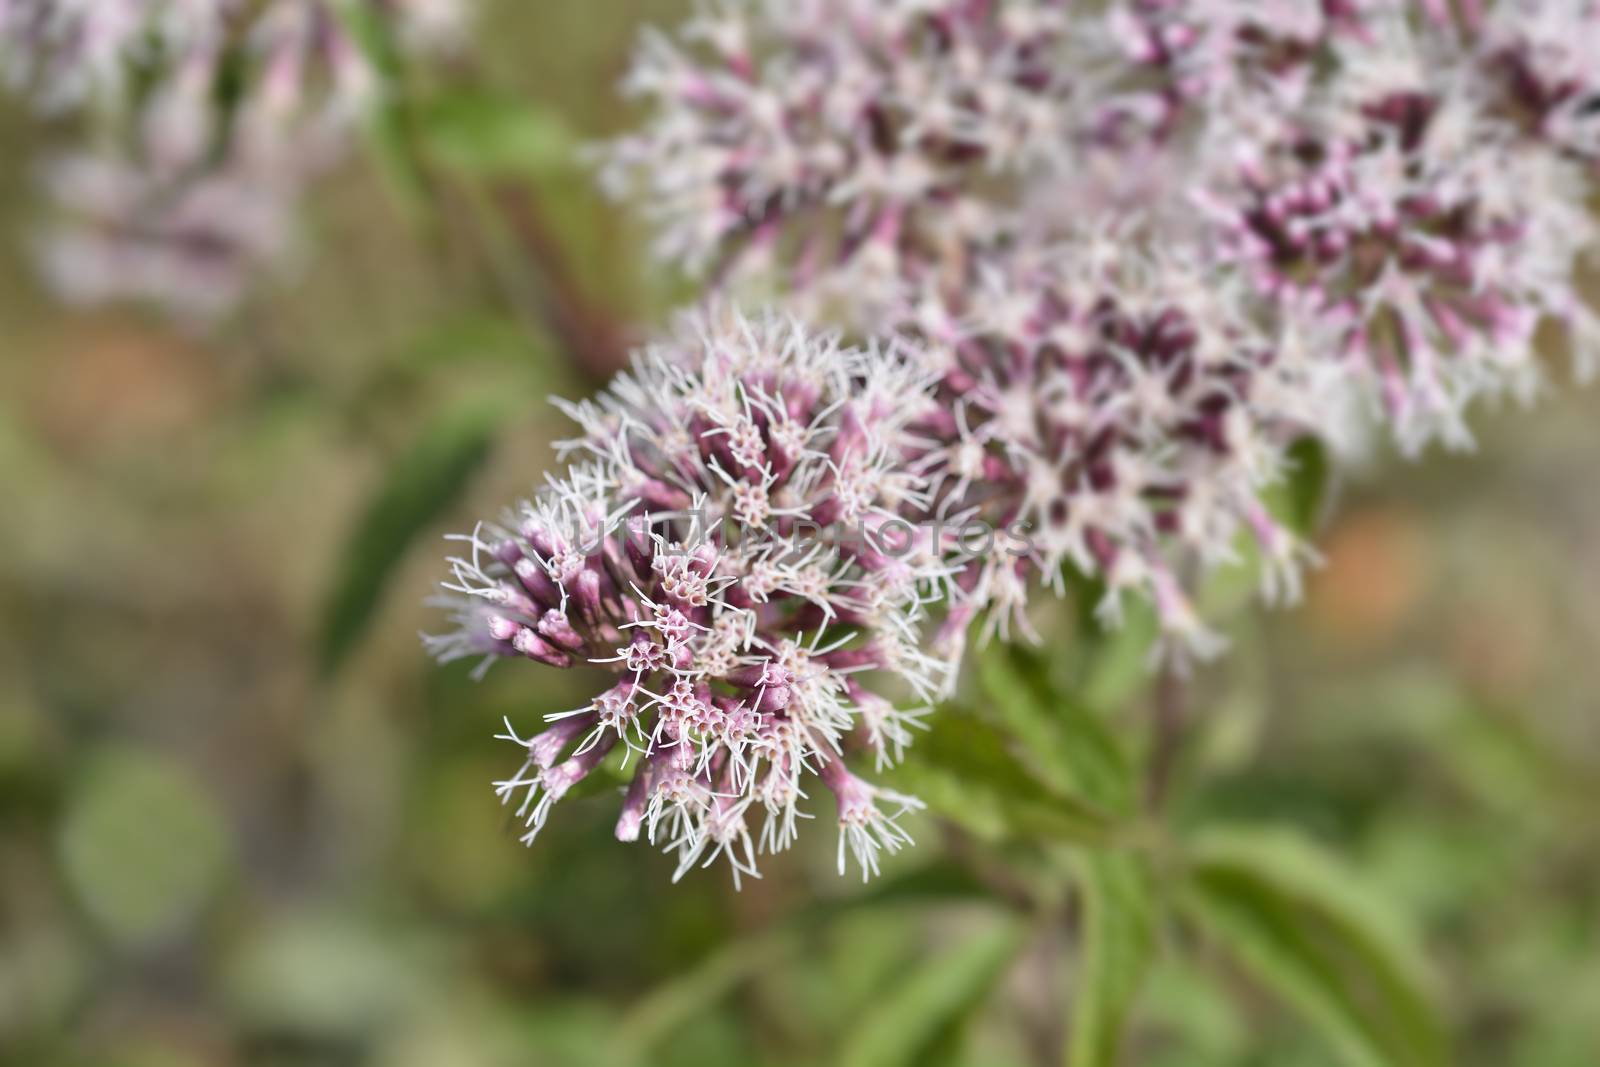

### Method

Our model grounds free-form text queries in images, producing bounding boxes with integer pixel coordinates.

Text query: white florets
[429,309,950,882]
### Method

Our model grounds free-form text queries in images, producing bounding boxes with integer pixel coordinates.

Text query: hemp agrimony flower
[1114,1,1600,453]
[4,0,470,319]
[600,0,1080,315]
[1478,0,1600,162]
[34,151,301,321]
[901,233,1336,666]
[427,310,951,883]
[423,1,1600,882]
[0,0,465,118]
[607,0,1599,591]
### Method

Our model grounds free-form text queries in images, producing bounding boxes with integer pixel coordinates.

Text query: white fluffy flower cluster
[429,310,957,883]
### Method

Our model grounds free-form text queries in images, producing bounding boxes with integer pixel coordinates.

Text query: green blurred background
[2,5,1598,1065]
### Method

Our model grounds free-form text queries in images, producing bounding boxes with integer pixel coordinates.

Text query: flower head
[1478,0,1600,161]
[427,309,948,882]
[605,0,1600,666]
[902,233,1332,665]
[0,0,465,118]
[33,149,301,322]
[600,0,1081,314]
[5,0,471,319]
[1160,6,1600,453]
[0,0,228,112]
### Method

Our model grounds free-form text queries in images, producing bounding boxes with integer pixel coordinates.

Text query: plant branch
[492,182,631,384]
[1146,663,1188,811]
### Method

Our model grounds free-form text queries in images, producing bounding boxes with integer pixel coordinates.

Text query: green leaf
[1070,853,1161,1067]
[390,313,550,371]
[1055,566,1158,713]
[839,921,1024,1067]
[1077,602,1159,716]
[1180,827,1446,1067]
[421,91,578,177]
[977,645,1135,815]
[608,867,999,1066]
[1267,437,1330,536]
[316,403,502,678]
[882,712,1116,847]
[610,928,799,1065]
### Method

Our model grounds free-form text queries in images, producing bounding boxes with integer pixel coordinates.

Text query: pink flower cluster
[1111,0,1600,452]
[604,0,1600,641]
[600,0,1078,312]
[904,238,1334,665]
[429,310,951,882]
[434,1,1598,881]
[0,0,468,320]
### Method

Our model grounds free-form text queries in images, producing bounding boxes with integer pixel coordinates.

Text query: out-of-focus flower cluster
[429,310,955,882]
[604,0,1600,644]
[0,0,468,320]
[428,1,1598,882]
[599,0,1079,318]
[1110,0,1600,453]
[904,237,1339,665]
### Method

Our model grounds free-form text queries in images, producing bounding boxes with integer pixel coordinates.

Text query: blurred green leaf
[839,921,1024,1067]
[833,860,996,911]
[391,313,551,371]
[317,403,503,677]
[59,747,231,948]
[1077,604,1158,716]
[422,91,578,177]
[978,646,1134,814]
[883,712,1116,846]
[609,865,1003,1065]
[611,929,797,1065]
[1055,567,1158,713]
[1268,437,1331,536]
[1180,827,1445,1067]
[1070,853,1161,1067]
[1138,955,1250,1065]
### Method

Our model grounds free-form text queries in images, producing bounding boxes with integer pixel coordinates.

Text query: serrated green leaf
[1071,853,1161,1067]
[1180,827,1446,1067]
[840,921,1024,1067]
[421,91,577,177]
[882,713,1116,846]
[977,645,1134,815]
[317,404,502,678]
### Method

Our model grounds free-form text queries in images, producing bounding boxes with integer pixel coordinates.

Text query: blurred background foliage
[2,4,1599,1066]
